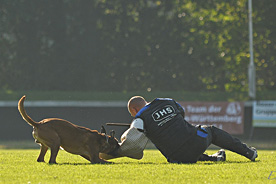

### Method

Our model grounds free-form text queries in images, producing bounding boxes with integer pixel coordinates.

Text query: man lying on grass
[100,96,258,163]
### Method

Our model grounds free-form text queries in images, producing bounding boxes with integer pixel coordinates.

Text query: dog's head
[100,126,120,155]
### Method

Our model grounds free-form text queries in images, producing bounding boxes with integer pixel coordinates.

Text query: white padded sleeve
[119,127,149,159]
[130,118,144,130]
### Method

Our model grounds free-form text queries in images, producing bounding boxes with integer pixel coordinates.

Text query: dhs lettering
[152,105,175,122]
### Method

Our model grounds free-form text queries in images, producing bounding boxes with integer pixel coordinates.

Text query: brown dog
[18,96,119,164]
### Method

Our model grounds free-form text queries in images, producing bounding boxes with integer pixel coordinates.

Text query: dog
[18,95,119,164]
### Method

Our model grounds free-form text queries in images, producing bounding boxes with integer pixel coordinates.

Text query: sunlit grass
[0,149,275,183]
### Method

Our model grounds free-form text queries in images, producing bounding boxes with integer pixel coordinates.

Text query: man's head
[127,96,147,117]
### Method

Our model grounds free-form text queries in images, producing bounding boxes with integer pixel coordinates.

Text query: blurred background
[0,0,275,148]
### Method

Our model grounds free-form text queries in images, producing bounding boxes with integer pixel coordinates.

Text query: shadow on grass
[224,160,261,164]
[53,163,95,166]
[53,162,165,166]
[51,162,115,166]
[51,160,260,166]
[197,160,260,165]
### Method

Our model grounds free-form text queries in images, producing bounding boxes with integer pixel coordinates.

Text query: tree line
[0,0,275,93]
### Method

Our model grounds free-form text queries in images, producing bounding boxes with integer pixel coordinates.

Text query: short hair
[127,96,146,112]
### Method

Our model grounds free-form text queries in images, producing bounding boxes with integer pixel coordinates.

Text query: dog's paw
[100,161,114,165]
[91,159,114,164]
[37,159,45,162]
[48,161,57,164]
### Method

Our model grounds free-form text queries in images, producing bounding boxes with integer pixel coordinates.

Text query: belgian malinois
[18,96,119,164]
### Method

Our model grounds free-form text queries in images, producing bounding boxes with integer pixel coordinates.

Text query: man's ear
[130,107,139,117]
[134,107,138,113]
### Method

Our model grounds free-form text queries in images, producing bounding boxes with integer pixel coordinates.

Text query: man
[101,96,257,163]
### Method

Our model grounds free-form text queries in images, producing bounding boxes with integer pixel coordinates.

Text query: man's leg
[203,125,257,161]
[167,127,226,163]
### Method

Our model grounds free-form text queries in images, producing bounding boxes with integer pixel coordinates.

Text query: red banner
[179,102,244,134]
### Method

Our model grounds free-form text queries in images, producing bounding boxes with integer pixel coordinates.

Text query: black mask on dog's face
[100,136,119,154]
[100,127,120,154]
[106,136,120,155]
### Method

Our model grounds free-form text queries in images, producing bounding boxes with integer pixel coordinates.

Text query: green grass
[0,149,275,184]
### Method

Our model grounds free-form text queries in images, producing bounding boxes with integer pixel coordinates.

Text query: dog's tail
[18,95,39,127]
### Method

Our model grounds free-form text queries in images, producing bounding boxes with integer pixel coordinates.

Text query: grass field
[0,149,275,184]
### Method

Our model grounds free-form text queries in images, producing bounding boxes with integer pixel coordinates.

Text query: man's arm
[100,118,149,160]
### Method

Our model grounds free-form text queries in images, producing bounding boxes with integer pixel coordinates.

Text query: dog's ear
[110,130,115,138]
[101,125,106,134]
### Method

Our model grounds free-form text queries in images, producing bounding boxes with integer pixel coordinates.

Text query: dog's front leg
[96,158,110,164]
[80,155,91,162]
[37,144,48,162]
[90,153,110,164]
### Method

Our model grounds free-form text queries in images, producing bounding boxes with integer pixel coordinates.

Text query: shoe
[212,149,226,161]
[250,147,258,161]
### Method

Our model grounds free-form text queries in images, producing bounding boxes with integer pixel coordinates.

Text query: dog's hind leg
[49,143,60,164]
[37,144,48,162]
[37,129,61,164]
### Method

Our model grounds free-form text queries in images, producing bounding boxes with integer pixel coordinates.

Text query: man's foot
[249,147,258,161]
[212,149,226,161]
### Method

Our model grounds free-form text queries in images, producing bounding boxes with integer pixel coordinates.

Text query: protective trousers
[167,125,254,163]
